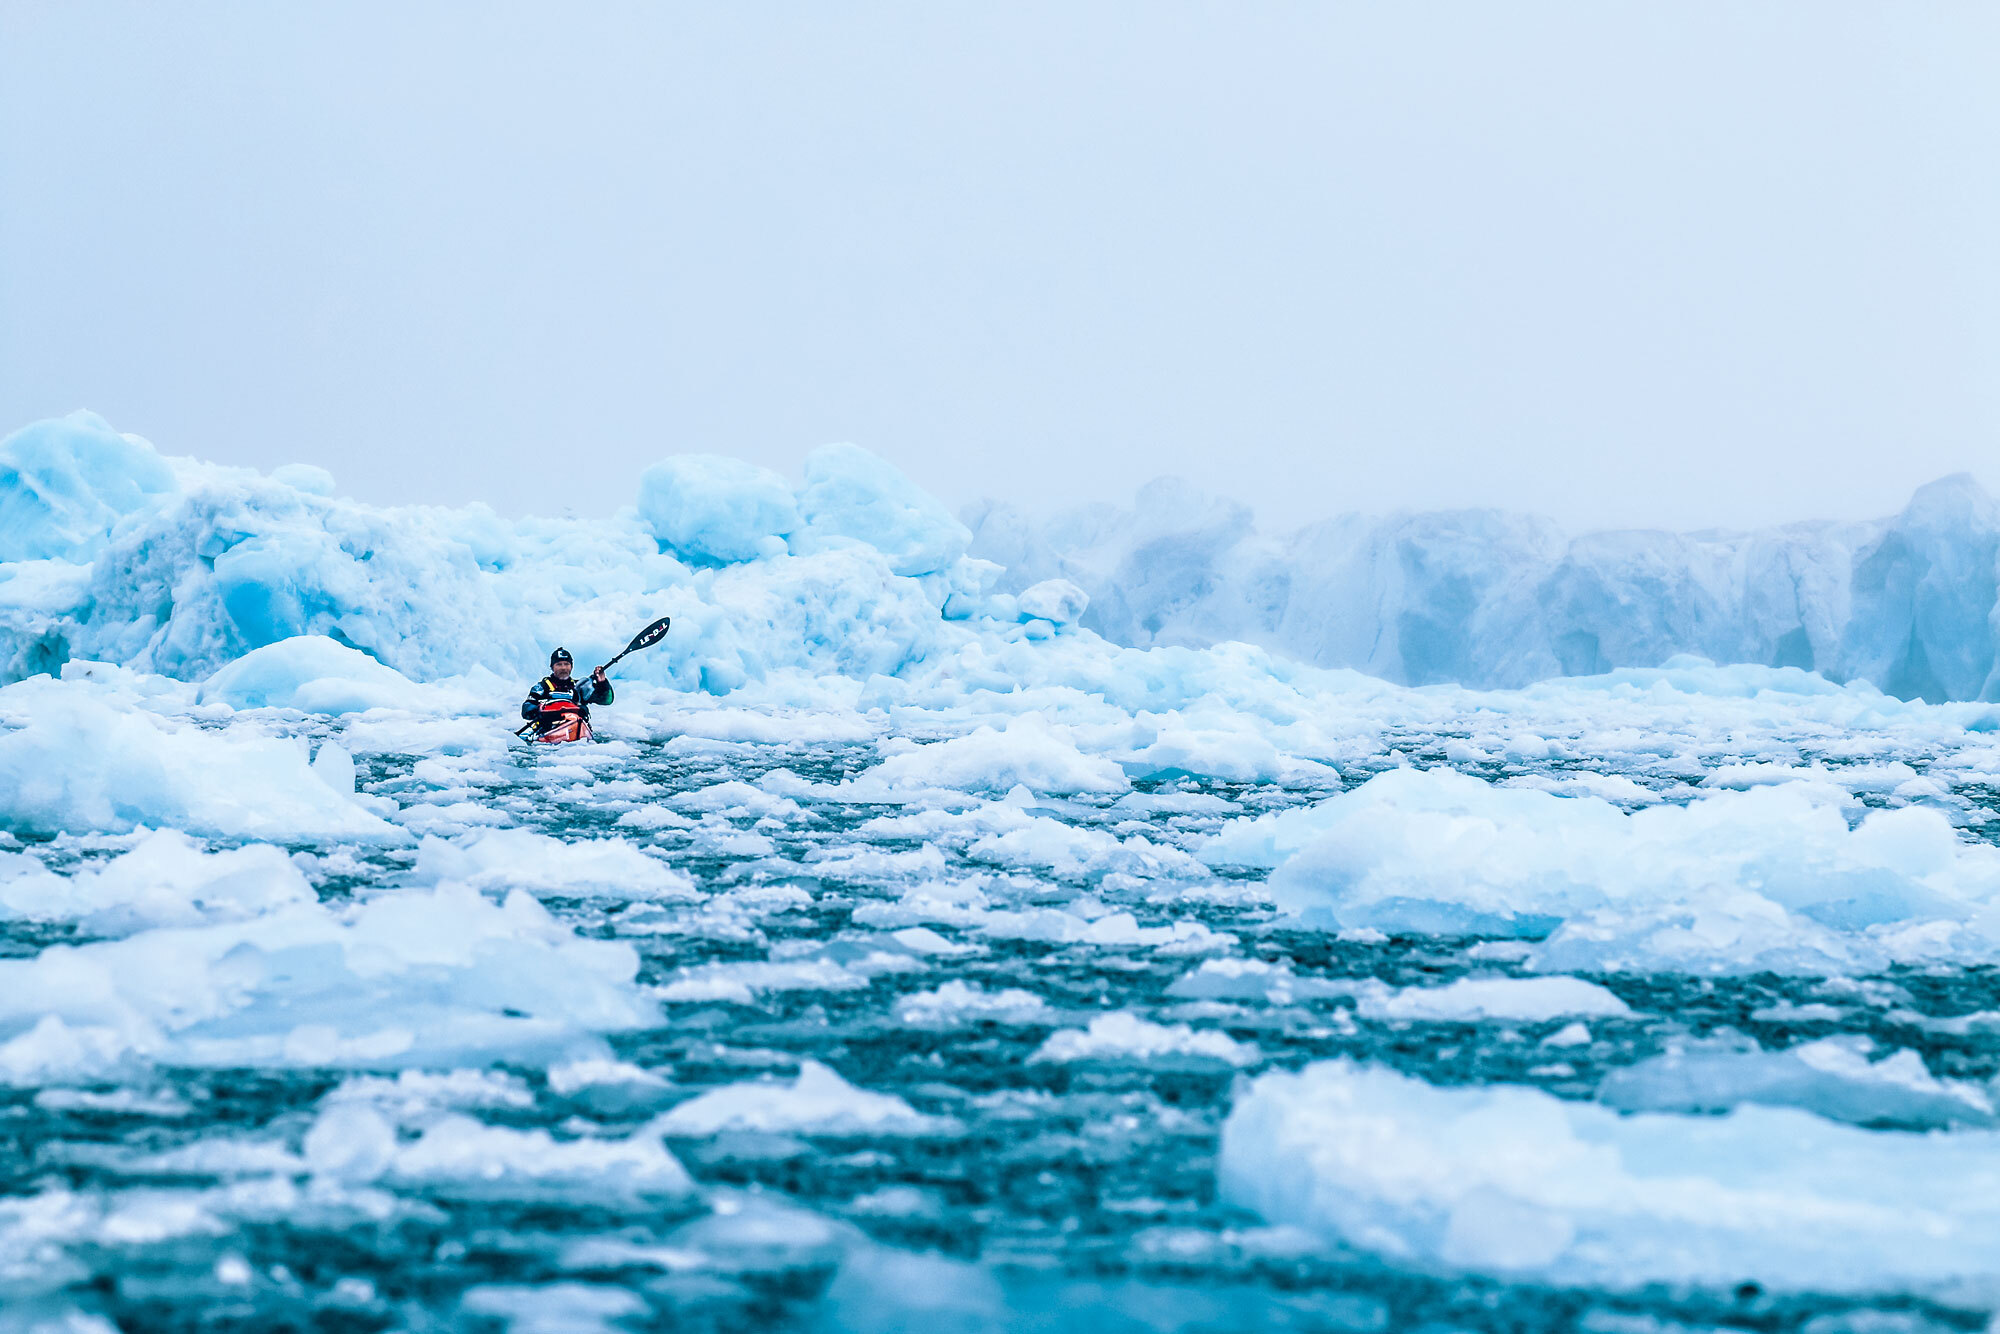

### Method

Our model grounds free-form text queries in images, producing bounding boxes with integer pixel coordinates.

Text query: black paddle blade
[625,616,671,653]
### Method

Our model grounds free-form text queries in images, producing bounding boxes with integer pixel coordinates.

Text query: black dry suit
[521,672,615,732]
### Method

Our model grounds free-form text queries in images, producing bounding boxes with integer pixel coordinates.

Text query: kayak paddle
[597,615,672,675]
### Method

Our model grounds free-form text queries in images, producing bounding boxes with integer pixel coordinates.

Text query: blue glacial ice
[10,409,2000,1329]
[14,408,2000,700]
[0,412,177,564]
[638,454,799,565]
[968,470,2000,700]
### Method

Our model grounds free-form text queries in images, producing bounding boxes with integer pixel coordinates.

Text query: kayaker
[520,647,614,736]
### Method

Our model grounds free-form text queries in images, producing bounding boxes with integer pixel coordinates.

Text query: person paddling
[512,619,669,744]
[521,647,613,739]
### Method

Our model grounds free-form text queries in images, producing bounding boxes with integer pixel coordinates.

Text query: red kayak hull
[532,715,593,744]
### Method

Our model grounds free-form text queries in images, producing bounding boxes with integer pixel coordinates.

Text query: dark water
[5,730,1997,1333]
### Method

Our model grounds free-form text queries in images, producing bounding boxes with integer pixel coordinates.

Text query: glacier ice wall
[4,409,1999,699]
[966,473,2000,700]
[0,412,1001,692]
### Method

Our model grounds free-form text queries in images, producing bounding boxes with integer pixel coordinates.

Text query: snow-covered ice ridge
[969,472,2000,700]
[12,411,2000,1330]
[8,409,2000,699]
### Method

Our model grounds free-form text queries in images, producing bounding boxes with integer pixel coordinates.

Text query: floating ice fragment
[976,906,1232,954]
[415,828,697,902]
[1165,957,1346,1006]
[1598,1035,1995,1129]
[1221,1058,2000,1292]
[546,1057,676,1115]
[321,1068,537,1122]
[310,740,356,794]
[460,1282,651,1334]
[1205,767,2000,973]
[893,981,1052,1027]
[0,830,313,930]
[0,679,402,842]
[884,926,976,957]
[0,1016,130,1085]
[863,714,1129,796]
[1031,1012,1258,1067]
[0,884,656,1080]
[388,1115,693,1201]
[820,1246,1007,1332]
[656,957,869,1002]
[1353,976,1632,1023]
[197,636,416,714]
[658,1061,945,1136]
[302,1103,398,1181]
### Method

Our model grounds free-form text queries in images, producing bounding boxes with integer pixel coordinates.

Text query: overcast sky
[3,3,1995,533]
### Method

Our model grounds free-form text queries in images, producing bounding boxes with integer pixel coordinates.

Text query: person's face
[552,661,573,682]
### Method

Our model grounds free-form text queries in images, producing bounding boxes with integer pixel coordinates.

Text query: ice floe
[0,885,653,1081]
[0,676,402,841]
[1206,766,2000,973]
[1031,1012,1259,1068]
[656,1062,945,1136]
[1351,975,1633,1023]
[0,830,313,931]
[1597,1035,1996,1130]
[1221,1059,2000,1293]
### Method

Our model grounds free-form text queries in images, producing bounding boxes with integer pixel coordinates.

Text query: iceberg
[0,418,982,693]
[1220,1058,2000,1294]
[5,409,2000,702]
[0,884,655,1082]
[967,472,2000,700]
[1204,766,2000,972]
[637,455,798,565]
[0,675,402,841]
[0,412,177,564]
[794,441,971,578]
[195,634,421,713]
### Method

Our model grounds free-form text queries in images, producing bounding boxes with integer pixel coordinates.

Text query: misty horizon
[12,404,1992,545]
[5,4,1996,535]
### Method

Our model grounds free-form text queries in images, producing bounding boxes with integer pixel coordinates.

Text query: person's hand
[593,666,608,686]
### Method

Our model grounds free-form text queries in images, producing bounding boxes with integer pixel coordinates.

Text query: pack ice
[8,408,2000,1329]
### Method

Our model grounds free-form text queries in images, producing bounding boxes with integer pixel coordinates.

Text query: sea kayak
[530,714,593,744]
